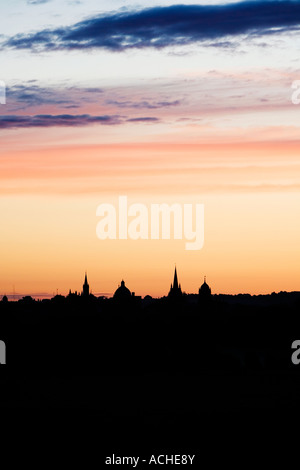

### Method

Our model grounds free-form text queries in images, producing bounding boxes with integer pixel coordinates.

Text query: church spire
[168,265,182,298]
[173,266,179,290]
[82,272,90,297]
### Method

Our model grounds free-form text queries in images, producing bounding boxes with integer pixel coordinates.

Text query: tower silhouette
[168,266,182,298]
[198,276,211,301]
[82,272,90,297]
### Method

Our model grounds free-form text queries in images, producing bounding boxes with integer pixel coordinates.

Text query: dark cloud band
[4,1,300,52]
[0,114,121,128]
[0,114,159,128]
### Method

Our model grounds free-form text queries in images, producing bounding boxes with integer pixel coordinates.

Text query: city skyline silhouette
[1,0,300,458]
[1,265,298,302]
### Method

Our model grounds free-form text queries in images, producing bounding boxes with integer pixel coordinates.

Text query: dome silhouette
[199,276,211,297]
[113,280,132,300]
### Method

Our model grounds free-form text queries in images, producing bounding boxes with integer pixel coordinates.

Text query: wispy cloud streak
[0,113,162,128]
[0,114,121,128]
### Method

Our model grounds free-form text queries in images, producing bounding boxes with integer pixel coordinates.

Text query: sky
[0,0,300,298]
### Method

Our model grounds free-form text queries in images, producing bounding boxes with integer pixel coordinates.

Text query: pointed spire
[173,265,179,289]
[204,275,206,284]
[82,271,90,297]
[168,264,182,298]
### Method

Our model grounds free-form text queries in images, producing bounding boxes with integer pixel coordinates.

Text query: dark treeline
[1,290,300,373]
[0,289,300,410]
[1,286,300,457]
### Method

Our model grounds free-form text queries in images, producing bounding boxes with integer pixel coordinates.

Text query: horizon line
[1,289,300,301]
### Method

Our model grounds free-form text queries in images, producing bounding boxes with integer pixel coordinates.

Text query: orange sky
[0,139,299,298]
[1,2,300,298]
